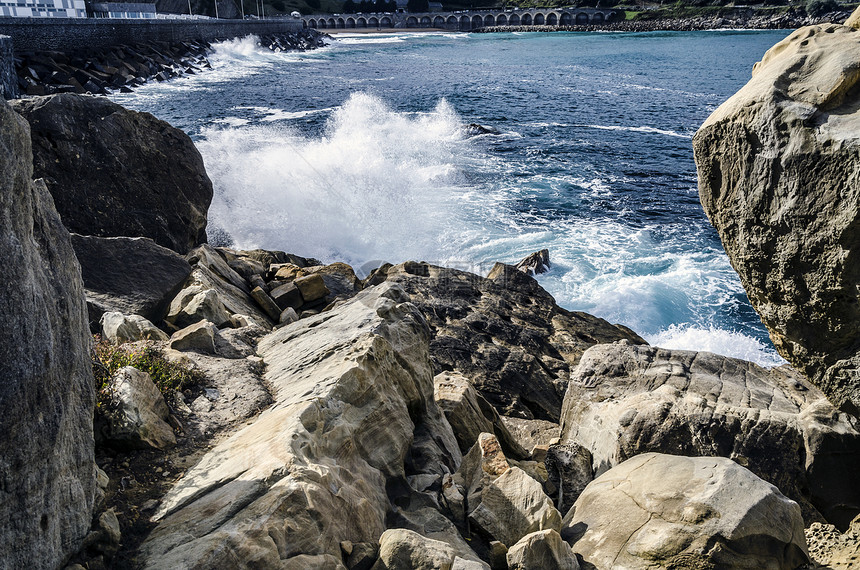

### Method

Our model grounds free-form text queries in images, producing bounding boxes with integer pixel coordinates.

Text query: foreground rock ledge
[140,283,466,568]
[693,18,860,412]
[0,99,97,567]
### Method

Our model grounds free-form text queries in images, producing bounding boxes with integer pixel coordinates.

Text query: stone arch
[575,12,588,24]
[447,15,458,29]
[471,14,482,28]
[509,12,520,25]
[302,20,308,28]
[421,15,431,25]
[534,12,545,25]
[483,14,494,26]
[346,17,356,28]
[497,13,507,25]
[336,17,345,28]
[380,15,392,26]
[521,13,532,25]
[369,16,379,26]
[560,11,571,24]
[460,14,470,28]
[592,12,604,23]
[329,17,337,27]
[406,15,418,27]
[308,18,317,27]
[357,17,367,27]
[433,15,444,27]
[546,12,557,24]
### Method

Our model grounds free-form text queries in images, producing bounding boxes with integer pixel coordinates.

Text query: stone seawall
[0,17,303,54]
[0,35,16,98]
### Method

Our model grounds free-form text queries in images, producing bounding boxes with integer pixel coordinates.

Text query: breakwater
[0,35,15,99]
[11,29,325,97]
[0,17,303,53]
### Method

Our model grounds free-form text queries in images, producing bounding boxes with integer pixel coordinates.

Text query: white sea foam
[231,106,334,122]
[647,325,785,367]
[581,124,692,139]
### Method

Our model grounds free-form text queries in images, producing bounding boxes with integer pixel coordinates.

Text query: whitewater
[110,29,793,366]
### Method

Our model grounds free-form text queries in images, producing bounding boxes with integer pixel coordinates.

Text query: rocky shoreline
[3,10,860,570]
[475,9,852,33]
[13,29,327,97]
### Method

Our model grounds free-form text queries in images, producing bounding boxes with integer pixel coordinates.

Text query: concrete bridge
[302,8,622,31]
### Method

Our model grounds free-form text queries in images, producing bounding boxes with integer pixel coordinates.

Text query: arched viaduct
[302,8,622,31]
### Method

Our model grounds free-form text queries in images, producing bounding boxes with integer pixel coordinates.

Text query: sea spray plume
[199,92,480,263]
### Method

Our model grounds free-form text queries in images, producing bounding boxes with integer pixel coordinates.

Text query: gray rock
[560,341,860,527]
[0,97,96,570]
[71,233,192,327]
[468,466,561,548]
[512,249,551,276]
[382,262,646,422]
[371,529,488,570]
[506,529,578,570]
[434,372,527,459]
[11,93,212,254]
[693,22,860,413]
[100,311,169,343]
[270,281,303,311]
[186,245,248,294]
[301,262,363,301]
[169,321,217,354]
[250,285,282,322]
[139,284,461,568]
[103,366,175,450]
[98,509,121,545]
[165,285,233,329]
[499,416,561,455]
[562,453,809,569]
[544,443,592,514]
[186,264,272,329]
[279,307,299,325]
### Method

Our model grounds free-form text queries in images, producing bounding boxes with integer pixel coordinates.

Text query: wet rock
[11,94,212,253]
[693,21,860,412]
[100,311,168,343]
[382,262,646,422]
[562,453,809,569]
[71,234,192,328]
[506,529,578,570]
[102,366,175,450]
[0,98,96,569]
[560,341,860,527]
[513,249,550,276]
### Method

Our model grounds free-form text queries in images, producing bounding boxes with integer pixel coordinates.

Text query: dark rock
[0,99,96,568]
[250,286,283,322]
[11,93,213,254]
[71,234,192,328]
[270,281,303,311]
[514,249,550,276]
[381,262,646,422]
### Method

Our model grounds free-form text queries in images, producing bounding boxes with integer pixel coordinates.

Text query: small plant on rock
[91,335,201,409]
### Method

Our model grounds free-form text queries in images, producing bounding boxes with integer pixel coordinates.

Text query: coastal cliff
[4,19,860,568]
[693,10,860,416]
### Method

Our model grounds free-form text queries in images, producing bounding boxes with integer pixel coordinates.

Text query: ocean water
[111,29,792,366]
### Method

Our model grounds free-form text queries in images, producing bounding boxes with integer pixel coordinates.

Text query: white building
[0,0,87,17]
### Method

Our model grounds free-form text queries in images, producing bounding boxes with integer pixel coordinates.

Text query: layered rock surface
[693,19,860,412]
[381,261,646,422]
[0,99,97,568]
[560,341,860,527]
[11,93,212,254]
[563,453,810,569]
[140,284,466,568]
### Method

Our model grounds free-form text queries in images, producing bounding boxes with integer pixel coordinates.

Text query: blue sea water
[110,29,792,366]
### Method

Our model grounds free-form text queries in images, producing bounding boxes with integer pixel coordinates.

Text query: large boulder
[140,284,465,568]
[11,93,212,254]
[382,262,646,422]
[72,234,192,328]
[693,21,860,412]
[0,99,97,568]
[506,530,578,570]
[560,341,860,528]
[100,366,176,450]
[562,453,809,569]
[371,529,488,570]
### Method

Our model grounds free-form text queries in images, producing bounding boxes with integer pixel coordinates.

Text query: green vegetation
[92,336,201,409]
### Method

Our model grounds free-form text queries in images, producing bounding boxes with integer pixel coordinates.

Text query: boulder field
[4,11,860,568]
